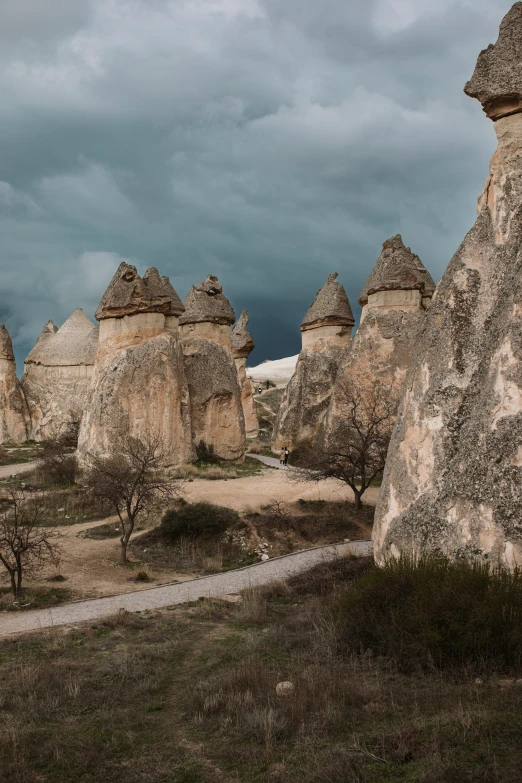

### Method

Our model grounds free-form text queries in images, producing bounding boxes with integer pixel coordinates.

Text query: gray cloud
[0,0,514,369]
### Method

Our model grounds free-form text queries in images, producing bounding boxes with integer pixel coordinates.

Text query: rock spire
[0,325,29,443]
[231,311,259,439]
[95,263,184,320]
[180,276,235,326]
[272,274,353,454]
[358,235,435,307]
[373,4,522,568]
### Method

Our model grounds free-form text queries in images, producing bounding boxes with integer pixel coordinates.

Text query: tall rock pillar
[272,273,354,455]
[319,236,435,447]
[231,311,259,439]
[77,264,193,466]
[179,276,246,461]
[0,325,29,444]
[373,3,522,567]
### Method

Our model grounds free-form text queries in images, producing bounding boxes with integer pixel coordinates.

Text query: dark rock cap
[231,310,255,358]
[301,273,355,331]
[95,262,185,320]
[179,276,236,326]
[358,235,435,306]
[465,3,522,120]
[0,325,15,361]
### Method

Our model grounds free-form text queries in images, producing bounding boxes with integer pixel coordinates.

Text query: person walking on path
[280,447,286,466]
[283,447,290,466]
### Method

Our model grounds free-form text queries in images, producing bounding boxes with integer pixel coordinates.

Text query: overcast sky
[0,0,513,369]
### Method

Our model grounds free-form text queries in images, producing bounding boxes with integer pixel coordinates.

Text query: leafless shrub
[84,434,184,563]
[0,490,61,598]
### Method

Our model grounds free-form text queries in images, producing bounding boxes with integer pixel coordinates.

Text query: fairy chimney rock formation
[180,276,246,460]
[0,325,29,443]
[77,263,192,465]
[231,311,259,438]
[373,4,522,568]
[318,239,435,451]
[359,235,435,320]
[272,274,354,454]
[22,309,98,440]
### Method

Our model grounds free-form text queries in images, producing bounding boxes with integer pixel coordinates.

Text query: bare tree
[84,435,183,563]
[37,412,81,486]
[293,378,398,510]
[0,491,60,599]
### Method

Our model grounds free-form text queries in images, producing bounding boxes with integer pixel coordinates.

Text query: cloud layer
[0,0,513,369]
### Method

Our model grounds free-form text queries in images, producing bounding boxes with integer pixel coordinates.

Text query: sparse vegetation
[0,491,61,598]
[84,434,183,563]
[160,501,240,541]
[3,556,522,781]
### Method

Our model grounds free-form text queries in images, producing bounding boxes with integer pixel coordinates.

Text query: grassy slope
[2,557,522,782]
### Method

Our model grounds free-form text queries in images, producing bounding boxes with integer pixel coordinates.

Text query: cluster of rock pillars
[1,4,522,568]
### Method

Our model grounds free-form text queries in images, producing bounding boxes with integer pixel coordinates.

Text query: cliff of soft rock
[373,4,522,568]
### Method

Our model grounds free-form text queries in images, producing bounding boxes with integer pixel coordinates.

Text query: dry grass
[170,456,265,481]
[2,557,522,782]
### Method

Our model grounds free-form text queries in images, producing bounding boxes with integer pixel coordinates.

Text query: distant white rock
[246,355,298,383]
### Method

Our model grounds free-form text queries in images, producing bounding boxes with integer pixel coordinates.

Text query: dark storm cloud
[0,0,514,368]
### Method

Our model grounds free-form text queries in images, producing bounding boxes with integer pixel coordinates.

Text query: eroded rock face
[319,239,435,450]
[0,325,29,443]
[273,274,354,454]
[231,311,259,439]
[374,5,522,568]
[180,276,246,461]
[78,265,193,466]
[22,309,98,440]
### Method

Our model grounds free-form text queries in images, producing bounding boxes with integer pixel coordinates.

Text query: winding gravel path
[0,540,371,638]
[0,461,38,479]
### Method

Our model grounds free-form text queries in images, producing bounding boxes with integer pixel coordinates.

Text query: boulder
[0,325,29,443]
[373,4,522,568]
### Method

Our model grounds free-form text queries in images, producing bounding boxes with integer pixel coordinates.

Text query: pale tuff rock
[0,325,29,443]
[231,311,259,438]
[22,309,98,440]
[272,274,353,453]
[373,4,522,568]
[180,277,246,461]
[95,262,184,320]
[78,267,193,466]
[319,239,434,451]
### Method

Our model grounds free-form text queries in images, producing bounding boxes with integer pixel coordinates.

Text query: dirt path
[1,467,378,602]
[0,461,38,479]
[0,540,372,638]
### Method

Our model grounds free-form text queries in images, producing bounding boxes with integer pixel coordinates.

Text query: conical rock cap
[25,320,58,364]
[465,3,522,120]
[231,311,255,358]
[301,273,354,331]
[180,276,235,325]
[26,309,98,367]
[359,235,435,306]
